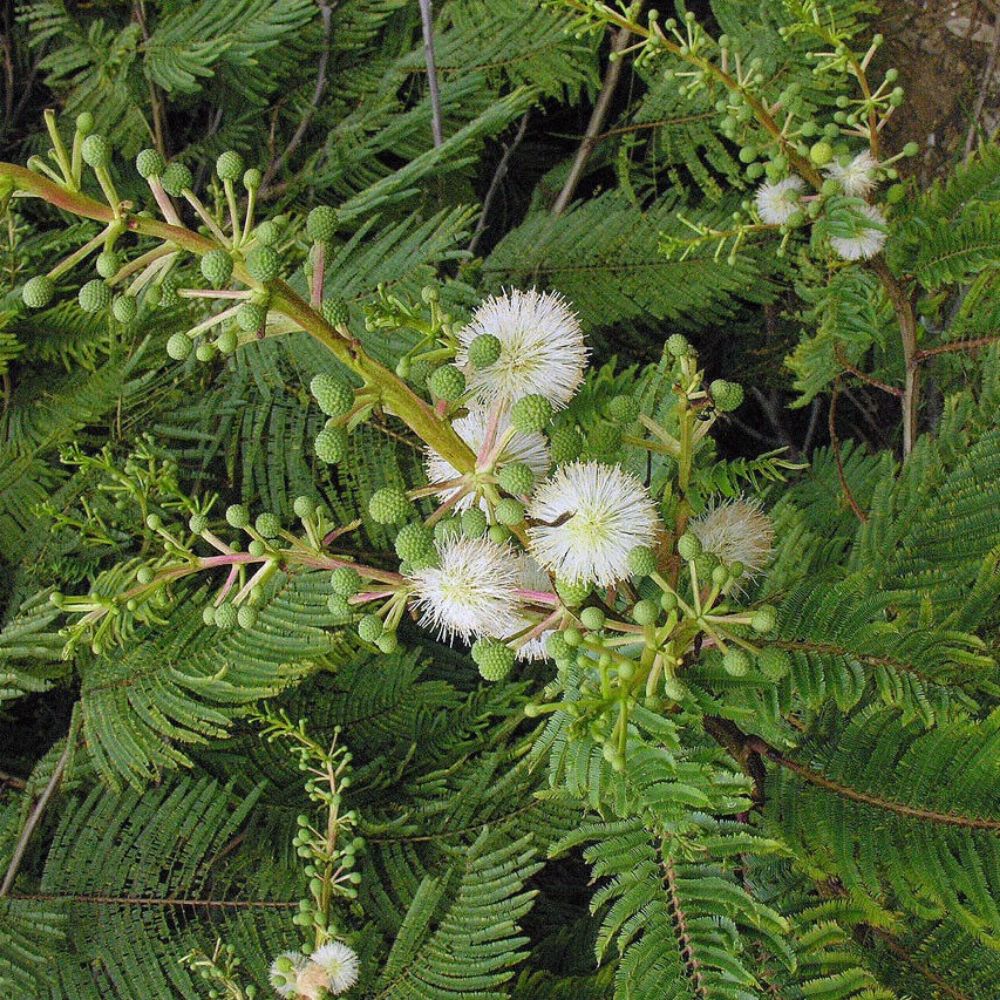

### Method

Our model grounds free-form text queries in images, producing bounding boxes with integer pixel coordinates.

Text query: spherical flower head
[269,951,308,997]
[425,406,550,511]
[455,288,588,409]
[830,203,887,261]
[409,535,520,643]
[527,461,660,586]
[754,176,804,225]
[689,498,773,576]
[824,150,878,198]
[310,941,360,995]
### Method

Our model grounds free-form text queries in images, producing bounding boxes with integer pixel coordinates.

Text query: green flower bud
[22,275,55,309]
[237,301,266,332]
[306,205,338,243]
[254,220,280,246]
[511,394,552,434]
[472,638,515,680]
[242,167,262,191]
[215,150,244,182]
[751,604,777,633]
[488,524,511,545]
[161,162,193,196]
[310,373,354,417]
[606,394,640,422]
[548,425,582,463]
[166,332,192,360]
[357,614,383,642]
[722,648,750,676]
[758,647,791,680]
[255,512,281,538]
[375,631,398,654]
[314,425,349,464]
[135,148,166,179]
[95,251,121,279]
[215,328,238,354]
[468,333,502,368]
[188,513,208,534]
[497,462,534,495]
[293,496,316,519]
[710,379,744,412]
[428,364,466,401]
[394,522,434,562]
[78,279,111,313]
[247,245,280,283]
[666,333,690,357]
[580,606,605,630]
[201,249,233,288]
[81,134,112,169]
[369,487,411,524]
[327,593,352,617]
[494,497,525,526]
[237,604,258,630]
[112,294,138,323]
[676,532,702,561]
[632,599,658,625]
[322,297,349,327]
[226,503,250,528]
[214,603,238,630]
[136,565,155,585]
[195,342,216,363]
[461,507,488,538]
[75,112,94,136]
[809,140,834,165]
[202,604,216,626]
[331,567,362,596]
[556,577,590,607]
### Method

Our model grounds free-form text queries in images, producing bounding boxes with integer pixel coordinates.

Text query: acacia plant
[1,1,999,998]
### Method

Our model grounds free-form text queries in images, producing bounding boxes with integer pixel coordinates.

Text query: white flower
[689,498,773,576]
[456,288,588,409]
[506,555,557,661]
[754,176,804,225]
[425,405,549,511]
[269,951,308,997]
[824,150,878,198]
[830,203,887,260]
[410,535,520,643]
[310,941,361,995]
[527,461,660,586]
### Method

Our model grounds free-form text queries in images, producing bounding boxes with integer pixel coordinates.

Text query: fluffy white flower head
[307,941,360,996]
[754,176,804,225]
[527,461,660,586]
[456,288,588,409]
[824,150,878,198]
[269,951,308,997]
[690,498,773,576]
[425,406,549,511]
[410,535,520,643]
[830,203,887,261]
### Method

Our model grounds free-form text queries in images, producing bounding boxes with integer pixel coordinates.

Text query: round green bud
[632,599,658,625]
[676,532,702,561]
[428,364,466,401]
[242,167,261,191]
[511,394,552,434]
[200,249,233,288]
[758,647,791,680]
[331,567,362,596]
[216,150,244,181]
[254,220,280,247]
[159,275,180,307]
[663,675,688,701]
[580,606,605,631]
[903,141,919,157]
[81,134,112,168]
[809,140,834,165]
[357,614,383,643]
[548,425,582,463]
[722,648,751,676]
[112,294,138,323]
[886,183,906,204]
[322,297,350,327]
[494,497,525,526]
[214,603,238,630]
[751,604,777,634]
[145,513,162,530]
[710,379,744,412]
[461,507,488,538]
[135,148,165,179]
[202,604,216,626]
[472,638,515,681]
[729,560,745,579]
[236,301,266,332]
[22,275,55,309]
[327,593,352,617]
[369,487,411,524]
[226,503,250,528]
[606,394,640,422]
[468,334,502,368]
[660,590,678,612]
[627,545,657,577]
[394,522,434,562]
[255,512,281,538]
[188,513,208,534]
[95,251,121,279]
[166,332,192,360]
[78,279,111,313]
[563,627,582,648]
[666,333,690,357]
[306,205,338,243]
[215,328,238,355]
[195,342,216,363]
[556,577,590,607]
[738,144,758,164]
[376,631,398,654]
[293,496,315,519]
[497,461,534,496]
[434,516,461,545]
[247,539,266,558]
[488,524,511,545]
[237,604,258,630]
[711,563,729,587]
[314,425,349,464]
[746,162,765,181]
[75,112,94,136]
[136,565,155,585]
[247,245,280,283]
[547,632,570,661]
[310,373,354,417]
[161,162,193,196]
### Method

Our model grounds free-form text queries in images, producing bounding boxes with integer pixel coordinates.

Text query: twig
[801,397,821,455]
[261,1,333,192]
[468,111,530,254]
[0,768,26,790]
[965,9,1000,159]
[418,0,444,148]
[834,344,903,396]
[0,731,75,897]
[552,16,638,215]
[915,334,1000,360]
[829,379,867,523]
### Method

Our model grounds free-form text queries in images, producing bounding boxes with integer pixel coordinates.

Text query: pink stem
[234,561,273,604]
[149,176,182,226]
[516,588,560,606]
[425,487,469,527]
[215,565,240,605]
[477,400,504,465]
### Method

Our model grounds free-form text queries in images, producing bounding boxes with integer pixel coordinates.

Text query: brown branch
[750,743,1000,830]
[915,334,1000,360]
[660,855,709,998]
[418,0,444,148]
[834,345,903,397]
[869,928,973,1000]
[468,110,531,254]
[552,17,638,216]
[0,769,26,790]
[261,1,332,192]
[9,892,297,910]
[829,379,868,523]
